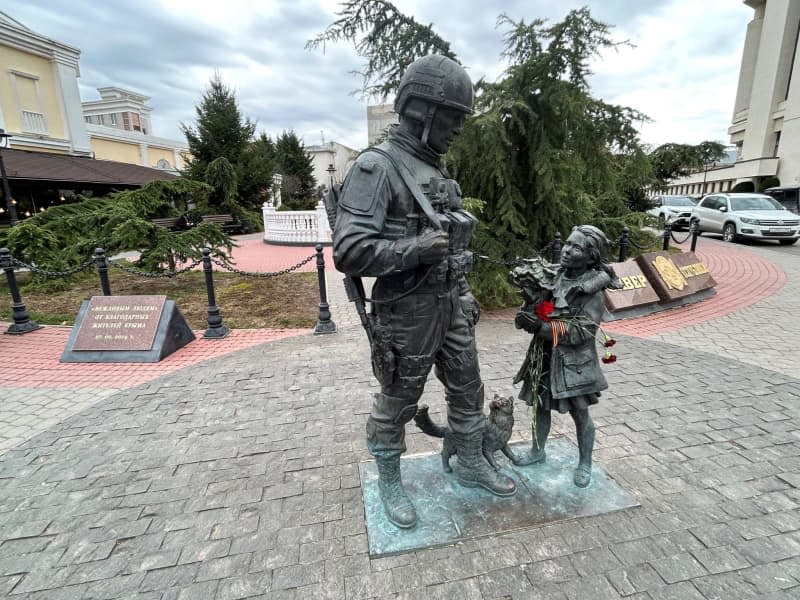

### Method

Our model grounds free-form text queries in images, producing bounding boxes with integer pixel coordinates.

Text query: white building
[664,0,800,195]
[305,140,357,189]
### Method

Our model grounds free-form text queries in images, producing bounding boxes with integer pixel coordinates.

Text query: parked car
[763,186,800,215]
[691,192,800,245]
[646,195,697,229]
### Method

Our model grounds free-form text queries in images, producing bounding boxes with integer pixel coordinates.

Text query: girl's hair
[573,225,622,289]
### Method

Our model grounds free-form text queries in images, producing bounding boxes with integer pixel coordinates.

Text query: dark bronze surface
[360,438,639,558]
[636,251,716,302]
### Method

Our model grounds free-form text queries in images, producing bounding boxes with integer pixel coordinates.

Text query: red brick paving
[0,326,307,389]
[0,236,786,389]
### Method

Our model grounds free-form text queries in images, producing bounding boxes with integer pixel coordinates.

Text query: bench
[201,214,250,234]
[150,216,184,231]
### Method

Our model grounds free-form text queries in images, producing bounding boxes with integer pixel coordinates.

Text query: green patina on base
[359,438,639,558]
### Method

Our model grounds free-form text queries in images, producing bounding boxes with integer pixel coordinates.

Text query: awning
[0,148,178,186]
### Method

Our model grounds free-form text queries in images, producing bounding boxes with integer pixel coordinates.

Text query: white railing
[21,111,47,134]
[262,201,332,245]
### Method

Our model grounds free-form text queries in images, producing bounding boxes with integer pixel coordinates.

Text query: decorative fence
[262,201,332,245]
[0,245,336,338]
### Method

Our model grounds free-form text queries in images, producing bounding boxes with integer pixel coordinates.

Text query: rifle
[322,184,374,345]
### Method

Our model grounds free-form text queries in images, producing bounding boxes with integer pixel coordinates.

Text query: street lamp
[0,129,19,226]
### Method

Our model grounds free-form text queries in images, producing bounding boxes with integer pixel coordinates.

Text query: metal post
[202,248,230,339]
[0,135,19,226]
[662,222,672,251]
[551,231,562,264]
[618,227,630,262]
[1,248,41,334]
[94,248,111,296]
[314,243,336,334]
[690,219,700,252]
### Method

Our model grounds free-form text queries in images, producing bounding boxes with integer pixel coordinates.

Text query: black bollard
[662,222,672,251]
[618,227,630,262]
[690,219,700,252]
[202,248,230,339]
[313,244,336,334]
[1,248,41,335]
[94,247,111,296]
[551,231,562,264]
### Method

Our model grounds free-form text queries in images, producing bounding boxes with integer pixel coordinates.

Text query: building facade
[0,12,91,156]
[305,141,357,189]
[664,0,800,195]
[0,12,187,172]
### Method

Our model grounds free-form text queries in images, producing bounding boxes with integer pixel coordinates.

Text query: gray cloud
[4,0,754,150]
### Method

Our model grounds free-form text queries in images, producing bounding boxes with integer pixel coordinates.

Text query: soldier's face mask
[427,107,467,154]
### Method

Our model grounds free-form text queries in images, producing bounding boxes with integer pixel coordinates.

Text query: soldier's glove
[514,310,541,334]
[416,230,450,264]
[460,292,481,326]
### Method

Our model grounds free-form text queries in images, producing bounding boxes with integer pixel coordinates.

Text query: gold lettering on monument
[652,255,688,290]
[678,262,709,278]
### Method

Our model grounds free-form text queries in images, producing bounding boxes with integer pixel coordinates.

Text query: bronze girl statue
[512,225,621,487]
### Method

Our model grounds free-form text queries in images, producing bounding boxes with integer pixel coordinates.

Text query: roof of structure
[1,148,178,186]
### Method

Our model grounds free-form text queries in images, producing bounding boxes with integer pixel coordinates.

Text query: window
[774,131,781,157]
[11,72,47,134]
[110,114,117,126]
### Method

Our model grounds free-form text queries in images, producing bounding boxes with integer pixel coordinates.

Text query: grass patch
[0,263,319,329]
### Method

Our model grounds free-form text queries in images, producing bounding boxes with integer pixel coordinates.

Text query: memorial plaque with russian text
[636,251,716,302]
[72,295,167,351]
[603,261,660,312]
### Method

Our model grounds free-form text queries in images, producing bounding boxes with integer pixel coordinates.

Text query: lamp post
[0,129,18,226]
[326,163,336,190]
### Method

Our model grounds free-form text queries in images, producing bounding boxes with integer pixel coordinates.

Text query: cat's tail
[413,404,447,438]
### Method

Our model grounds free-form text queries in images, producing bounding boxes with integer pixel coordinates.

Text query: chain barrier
[474,254,524,268]
[670,229,693,244]
[109,259,202,278]
[209,253,315,278]
[10,257,95,278]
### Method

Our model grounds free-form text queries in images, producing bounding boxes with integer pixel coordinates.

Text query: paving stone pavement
[0,239,799,599]
[648,238,800,378]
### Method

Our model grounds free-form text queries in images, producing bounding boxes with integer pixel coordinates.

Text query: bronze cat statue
[414,395,521,472]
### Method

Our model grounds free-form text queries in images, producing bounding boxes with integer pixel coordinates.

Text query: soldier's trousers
[366,283,483,459]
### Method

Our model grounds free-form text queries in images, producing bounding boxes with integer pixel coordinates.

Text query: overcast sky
[6,0,753,151]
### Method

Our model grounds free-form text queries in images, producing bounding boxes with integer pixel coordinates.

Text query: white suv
[691,193,800,245]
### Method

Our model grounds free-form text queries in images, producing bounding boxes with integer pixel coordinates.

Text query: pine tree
[275,131,317,210]
[182,75,273,212]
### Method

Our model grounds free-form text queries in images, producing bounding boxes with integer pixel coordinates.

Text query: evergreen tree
[182,75,273,211]
[2,179,232,281]
[310,2,659,307]
[275,131,317,210]
[648,141,727,188]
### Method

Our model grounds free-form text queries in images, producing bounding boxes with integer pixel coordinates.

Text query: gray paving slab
[650,239,800,377]
[0,314,797,599]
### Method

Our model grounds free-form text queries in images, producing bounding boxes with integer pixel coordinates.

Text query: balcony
[21,111,47,135]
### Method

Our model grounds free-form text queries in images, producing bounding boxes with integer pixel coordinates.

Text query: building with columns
[663,0,800,195]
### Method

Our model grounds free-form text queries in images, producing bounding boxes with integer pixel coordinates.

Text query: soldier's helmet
[394,55,474,117]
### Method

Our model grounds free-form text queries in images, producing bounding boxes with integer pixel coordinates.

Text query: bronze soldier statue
[333,55,516,529]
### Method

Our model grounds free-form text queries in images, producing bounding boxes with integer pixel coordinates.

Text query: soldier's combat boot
[375,457,417,528]
[452,431,516,496]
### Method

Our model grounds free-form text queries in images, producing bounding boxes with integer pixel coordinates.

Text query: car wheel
[722,222,737,243]
[778,238,798,245]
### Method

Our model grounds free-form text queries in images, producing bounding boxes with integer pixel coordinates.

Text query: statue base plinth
[359,438,639,558]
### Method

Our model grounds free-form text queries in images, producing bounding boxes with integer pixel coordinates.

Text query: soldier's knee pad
[372,392,419,425]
